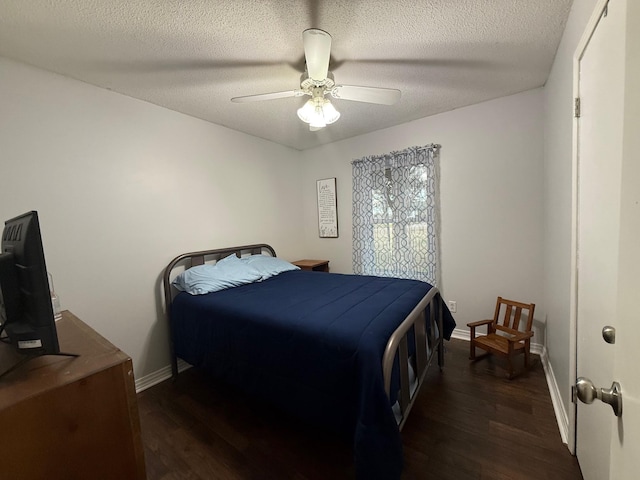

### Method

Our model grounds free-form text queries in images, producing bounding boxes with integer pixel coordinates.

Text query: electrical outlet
[448,300,457,313]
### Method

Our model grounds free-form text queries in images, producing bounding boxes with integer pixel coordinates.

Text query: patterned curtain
[352,144,440,286]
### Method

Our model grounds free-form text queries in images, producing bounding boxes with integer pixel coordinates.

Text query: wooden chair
[467,297,535,379]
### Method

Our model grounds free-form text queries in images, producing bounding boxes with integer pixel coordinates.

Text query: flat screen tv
[0,211,76,378]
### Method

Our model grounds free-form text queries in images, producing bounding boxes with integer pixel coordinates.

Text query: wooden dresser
[0,311,146,480]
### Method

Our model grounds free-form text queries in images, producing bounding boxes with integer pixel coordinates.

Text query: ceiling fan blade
[303,28,332,82]
[231,90,304,103]
[331,85,401,105]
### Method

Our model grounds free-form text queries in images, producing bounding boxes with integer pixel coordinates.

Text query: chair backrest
[493,297,535,333]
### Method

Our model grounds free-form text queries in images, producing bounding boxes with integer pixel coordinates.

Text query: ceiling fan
[231,29,401,131]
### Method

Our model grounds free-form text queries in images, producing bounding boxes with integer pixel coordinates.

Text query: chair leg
[507,355,515,379]
[469,328,477,360]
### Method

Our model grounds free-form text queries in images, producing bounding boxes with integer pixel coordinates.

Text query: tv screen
[0,211,60,362]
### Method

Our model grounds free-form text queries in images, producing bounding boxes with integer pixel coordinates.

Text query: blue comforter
[172,270,455,479]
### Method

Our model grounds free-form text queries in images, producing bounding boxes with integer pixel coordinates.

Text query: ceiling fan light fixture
[309,110,327,129]
[297,98,318,123]
[321,99,340,124]
[297,97,340,129]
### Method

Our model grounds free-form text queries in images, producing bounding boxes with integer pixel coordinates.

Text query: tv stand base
[0,351,79,380]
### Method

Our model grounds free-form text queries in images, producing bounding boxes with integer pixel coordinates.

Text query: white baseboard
[134,359,191,393]
[449,329,569,444]
[539,346,570,445]
[450,327,471,342]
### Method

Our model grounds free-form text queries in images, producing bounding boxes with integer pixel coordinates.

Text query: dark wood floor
[138,339,583,480]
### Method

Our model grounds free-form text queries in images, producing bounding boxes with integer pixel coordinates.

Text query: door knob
[575,377,623,417]
[602,325,616,344]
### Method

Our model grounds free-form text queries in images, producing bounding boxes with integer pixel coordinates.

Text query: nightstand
[293,259,330,272]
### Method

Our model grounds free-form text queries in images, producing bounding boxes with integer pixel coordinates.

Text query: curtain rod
[351,143,441,165]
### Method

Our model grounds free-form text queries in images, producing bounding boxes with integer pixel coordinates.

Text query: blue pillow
[241,255,300,280]
[172,255,262,295]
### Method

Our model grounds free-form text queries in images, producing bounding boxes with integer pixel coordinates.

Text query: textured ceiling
[0,0,573,150]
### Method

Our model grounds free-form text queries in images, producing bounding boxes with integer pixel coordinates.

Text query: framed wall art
[317,177,338,238]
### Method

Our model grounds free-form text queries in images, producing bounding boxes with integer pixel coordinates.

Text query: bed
[162,244,455,479]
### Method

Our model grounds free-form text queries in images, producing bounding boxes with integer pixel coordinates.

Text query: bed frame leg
[168,317,180,382]
[170,356,178,382]
[437,297,445,371]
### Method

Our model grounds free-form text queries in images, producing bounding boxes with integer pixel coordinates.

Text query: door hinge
[574,97,581,118]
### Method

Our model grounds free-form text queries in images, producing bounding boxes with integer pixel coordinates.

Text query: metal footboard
[382,287,444,430]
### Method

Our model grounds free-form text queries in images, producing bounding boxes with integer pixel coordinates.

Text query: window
[352,144,440,285]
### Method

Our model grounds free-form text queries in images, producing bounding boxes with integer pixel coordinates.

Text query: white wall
[0,57,304,378]
[300,89,545,334]
[542,0,599,420]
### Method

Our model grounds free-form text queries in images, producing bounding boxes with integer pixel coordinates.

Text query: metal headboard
[162,243,277,378]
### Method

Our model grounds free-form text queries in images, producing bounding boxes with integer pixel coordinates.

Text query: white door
[608,0,640,476]
[574,0,640,478]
